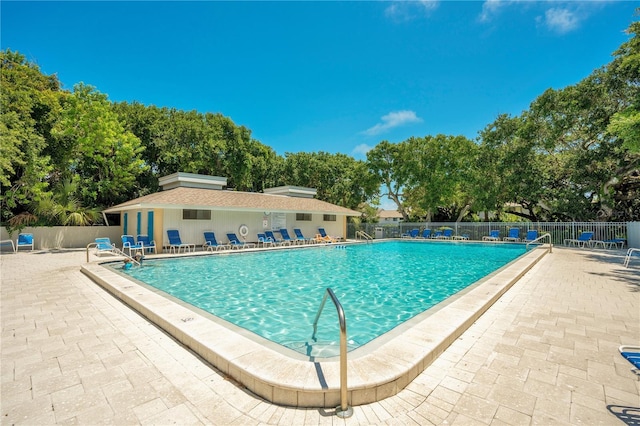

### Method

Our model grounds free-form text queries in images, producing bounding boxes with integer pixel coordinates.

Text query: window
[183,209,211,220]
[323,214,336,222]
[296,213,312,221]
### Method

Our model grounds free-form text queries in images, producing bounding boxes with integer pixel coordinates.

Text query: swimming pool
[114,241,527,357]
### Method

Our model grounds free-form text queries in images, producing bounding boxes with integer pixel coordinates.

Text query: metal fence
[348,222,629,246]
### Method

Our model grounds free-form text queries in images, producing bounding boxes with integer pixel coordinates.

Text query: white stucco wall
[1,226,122,250]
[138,209,348,248]
[628,222,639,248]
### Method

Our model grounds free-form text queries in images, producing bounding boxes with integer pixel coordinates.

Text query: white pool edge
[81,245,549,408]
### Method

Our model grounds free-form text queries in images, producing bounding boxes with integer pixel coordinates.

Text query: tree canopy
[1,16,638,229]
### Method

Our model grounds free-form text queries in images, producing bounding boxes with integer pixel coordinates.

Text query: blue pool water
[115,241,527,356]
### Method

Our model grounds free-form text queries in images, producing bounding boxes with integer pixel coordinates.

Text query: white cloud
[352,143,373,157]
[385,0,439,22]
[363,110,423,136]
[479,0,594,34]
[542,7,580,34]
[478,0,508,22]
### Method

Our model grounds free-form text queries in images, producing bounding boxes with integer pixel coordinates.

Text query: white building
[103,173,360,252]
[377,209,404,224]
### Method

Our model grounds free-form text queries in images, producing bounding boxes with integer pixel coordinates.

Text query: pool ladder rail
[355,230,374,243]
[85,242,141,265]
[312,288,353,418]
[525,233,553,253]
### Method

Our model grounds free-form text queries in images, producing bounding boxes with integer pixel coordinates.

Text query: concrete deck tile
[452,393,498,424]
[132,397,169,422]
[449,412,488,426]
[386,412,422,425]
[570,401,622,425]
[494,406,532,425]
[2,247,638,425]
[141,403,203,425]
[487,385,537,415]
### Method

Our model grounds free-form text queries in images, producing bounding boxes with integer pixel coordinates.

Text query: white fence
[2,222,638,252]
[349,222,637,248]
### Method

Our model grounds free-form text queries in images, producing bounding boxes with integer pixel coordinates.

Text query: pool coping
[81,243,550,408]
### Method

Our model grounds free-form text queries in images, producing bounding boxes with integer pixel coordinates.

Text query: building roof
[103,187,361,216]
[378,209,404,219]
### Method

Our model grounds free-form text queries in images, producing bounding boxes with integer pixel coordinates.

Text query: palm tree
[35,180,101,226]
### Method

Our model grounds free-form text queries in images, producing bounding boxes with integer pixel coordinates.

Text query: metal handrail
[624,248,639,268]
[525,233,553,253]
[311,288,353,418]
[86,242,97,262]
[86,242,140,265]
[355,230,373,242]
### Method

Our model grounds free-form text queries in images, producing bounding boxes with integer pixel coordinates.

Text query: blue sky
[2,1,637,160]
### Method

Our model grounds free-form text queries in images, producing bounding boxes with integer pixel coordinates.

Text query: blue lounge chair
[203,232,229,251]
[257,233,274,248]
[121,235,144,256]
[95,237,117,256]
[266,230,289,246]
[16,233,34,252]
[603,238,626,249]
[293,228,313,244]
[136,234,157,253]
[419,229,432,239]
[0,239,16,253]
[318,228,338,243]
[523,230,539,243]
[227,233,256,249]
[402,228,419,238]
[435,229,453,239]
[564,231,594,248]
[483,230,500,241]
[278,229,298,245]
[167,229,195,253]
[619,345,640,374]
[503,228,520,242]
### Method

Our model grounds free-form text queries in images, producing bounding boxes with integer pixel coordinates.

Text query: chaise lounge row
[400,228,540,242]
[94,227,342,257]
[563,231,626,249]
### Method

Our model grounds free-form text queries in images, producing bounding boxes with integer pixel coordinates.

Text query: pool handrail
[311,288,353,418]
[86,242,140,265]
[624,248,639,268]
[355,230,373,242]
[525,233,553,253]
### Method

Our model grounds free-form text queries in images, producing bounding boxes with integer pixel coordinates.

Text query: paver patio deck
[1,247,638,425]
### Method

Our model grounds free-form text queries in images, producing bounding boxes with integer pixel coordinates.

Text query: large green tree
[282,151,378,210]
[113,102,283,193]
[607,19,640,153]
[474,114,545,221]
[0,50,60,229]
[402,134,477,221]
[52,84,147,207]
[366,141,410,219]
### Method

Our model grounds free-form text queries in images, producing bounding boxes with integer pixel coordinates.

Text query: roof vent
[159,173,227,191]
[263,186,317,198]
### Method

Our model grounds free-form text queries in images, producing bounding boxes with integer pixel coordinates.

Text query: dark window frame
[296,213,312,221]
[183,209,211,220]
